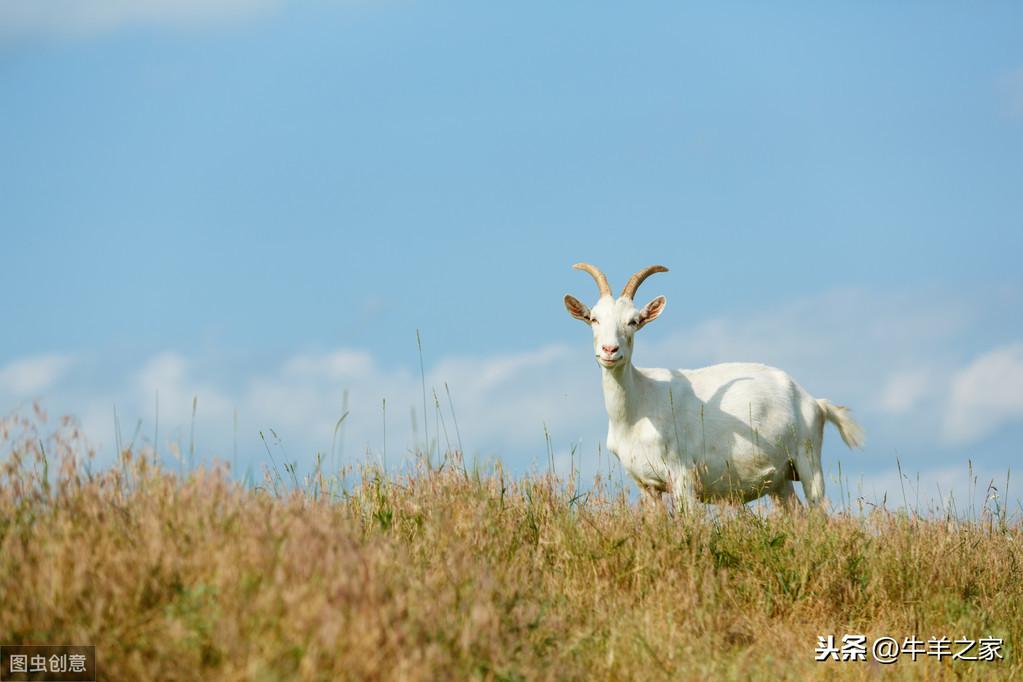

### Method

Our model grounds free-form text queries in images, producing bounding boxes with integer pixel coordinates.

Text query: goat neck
[600,359,641,424]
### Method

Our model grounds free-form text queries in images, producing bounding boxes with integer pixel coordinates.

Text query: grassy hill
[1,411,1019,680]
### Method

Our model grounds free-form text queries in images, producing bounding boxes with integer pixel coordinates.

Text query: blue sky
[2,2,1022,512]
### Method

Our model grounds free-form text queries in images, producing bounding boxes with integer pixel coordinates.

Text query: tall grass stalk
[416,328,429,467]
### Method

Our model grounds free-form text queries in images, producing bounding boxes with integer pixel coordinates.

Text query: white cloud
[75,351,236,461]
[943,343,1023,445]
[878,368,932,414]
[231,344,593,466]
[425,345,596,453]
[282,350,377,382]
[138,351,234,424]
[0,0,282,40]
[57,342,597,474]
[0,353,75,397]
[641,287,973,413]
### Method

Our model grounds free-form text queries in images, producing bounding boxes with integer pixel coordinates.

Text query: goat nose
[601,344,619,354]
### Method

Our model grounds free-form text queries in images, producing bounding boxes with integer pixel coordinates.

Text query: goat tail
[817,399,865,449]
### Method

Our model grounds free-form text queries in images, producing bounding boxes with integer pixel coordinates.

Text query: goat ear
[563,294,591,323]
[637,296,666,328]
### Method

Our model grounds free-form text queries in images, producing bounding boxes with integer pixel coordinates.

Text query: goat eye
[589,317,598,324]
[628,319,639,327]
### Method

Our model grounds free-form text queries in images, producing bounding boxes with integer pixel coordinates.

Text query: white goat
[564,263,863,513]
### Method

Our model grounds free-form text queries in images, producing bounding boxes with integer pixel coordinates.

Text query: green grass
[1,409,1020,680]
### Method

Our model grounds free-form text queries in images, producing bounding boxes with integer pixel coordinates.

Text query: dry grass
[1,409,1020,681]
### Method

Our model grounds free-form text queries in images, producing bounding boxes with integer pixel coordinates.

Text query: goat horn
[572,262,612,298]
[620,265,668,299]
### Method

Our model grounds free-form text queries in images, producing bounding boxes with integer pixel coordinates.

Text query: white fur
[564,289,863,513]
